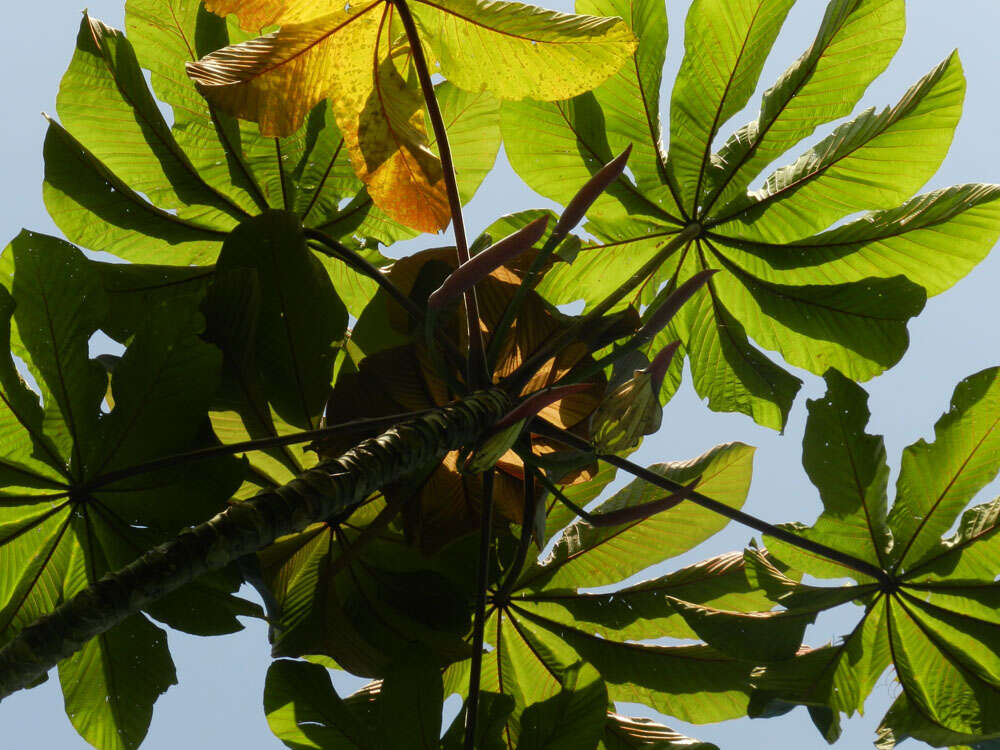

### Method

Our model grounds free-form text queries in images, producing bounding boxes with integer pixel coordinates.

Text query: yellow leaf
[188,3,450,232]
[412,0,637,101]
[189,0,636,233]
[204,0,344,31]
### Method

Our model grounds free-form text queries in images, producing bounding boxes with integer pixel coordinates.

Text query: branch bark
[0,389,510,700]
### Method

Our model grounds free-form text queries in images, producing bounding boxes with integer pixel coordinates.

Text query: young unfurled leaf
[504,0,1000,430]
[590,342,679,453]
[187,0,636,232]
[428,216,547,309]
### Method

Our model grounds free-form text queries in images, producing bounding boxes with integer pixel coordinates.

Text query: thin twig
[494,462,537,603]
[78,411,435,493]
[465,469,495,749]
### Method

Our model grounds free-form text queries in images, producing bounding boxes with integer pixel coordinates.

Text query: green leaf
[708,258,926,382]
[59,609,176,750]
[750,595,891,717]
[471,608,606,747]
[667,272,802,430]
[0,232,108,479]
[264,660,375,749]
[260,523,471,675]
[524,609,753,724]
[0,289,69,491]
[887,595,1000,738]
[58,14,246,227]
[430,82,501,204]
[124,0,271,215]
[877,693,1000,750]
[577,0,670,196]
[0,507,74,646]
[707,183,1000,297]
[524,442,755,590]
[440,692,514,750]
[704,0,905,213]
[503,94,673,232]
[516,551,773,642]
[376,652,443,750]
[666,596,815,662]
[0,234,244,747]
[712,52,966,242]
[43,120,228,264]
[87,307,221,480]
[765,369,892,578]
[666,0,795,210]
[504,0,1000,431]
[412,0,637,102]
[518,660,608,750]
[93,261,214,344]
[292,102,361,225]
[889,367,1000,570]
[215,211,348,429]
[144,563,264,636]
[202,266,315,490]
[751,369,1000,745]
[906,496,1000,583]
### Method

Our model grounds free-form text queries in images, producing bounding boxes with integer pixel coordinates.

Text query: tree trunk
[0,389,510,700]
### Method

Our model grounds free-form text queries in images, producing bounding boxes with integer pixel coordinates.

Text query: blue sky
[1,1,999,748]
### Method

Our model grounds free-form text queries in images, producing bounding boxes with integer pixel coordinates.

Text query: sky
[1,1,999,748]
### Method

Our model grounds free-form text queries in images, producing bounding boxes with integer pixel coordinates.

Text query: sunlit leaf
[504,0,999,430]
[187,0,635,231]
[525,442,754,591]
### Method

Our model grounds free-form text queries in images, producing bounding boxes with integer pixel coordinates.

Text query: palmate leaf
[52,4,490,254]
[255,438,758,746]
[46,4,501,325]
[185,0,636,232]
[416,441,761,746]
[504,0,1000,430]
[0,232,257,749]
[680,368,1000,747]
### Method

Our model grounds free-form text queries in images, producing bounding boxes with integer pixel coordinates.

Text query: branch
[0,390,511,700]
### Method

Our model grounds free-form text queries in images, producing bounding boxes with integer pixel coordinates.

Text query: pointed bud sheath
[643,340,680,394]
[552,145,632,240]
[462,383,592,473]
[590,342,678,453]
[427,217,548,310]
[495,384,595,429]
[635,269,718,345]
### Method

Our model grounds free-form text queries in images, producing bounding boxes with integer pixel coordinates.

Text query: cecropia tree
[1,0,999,748]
